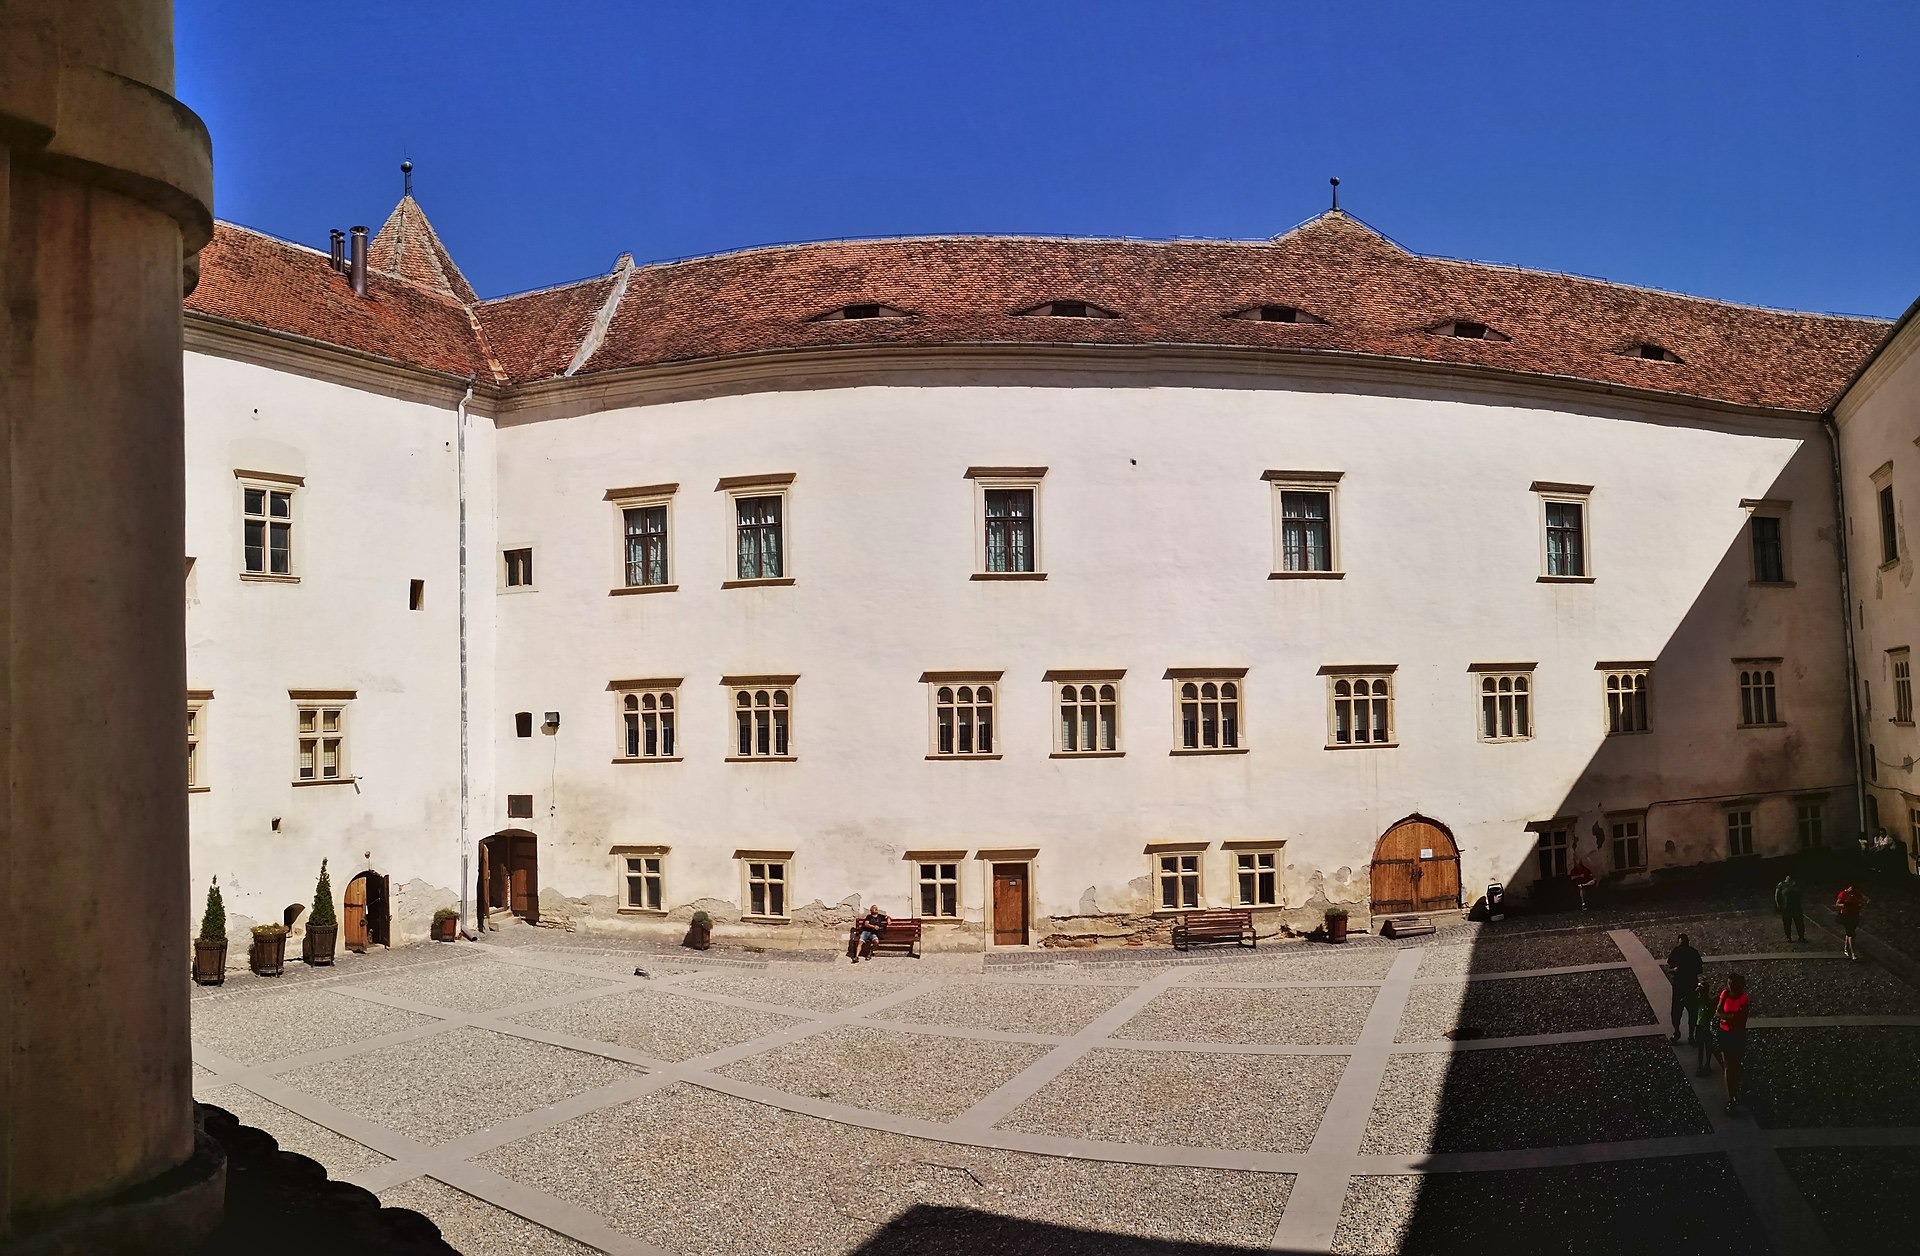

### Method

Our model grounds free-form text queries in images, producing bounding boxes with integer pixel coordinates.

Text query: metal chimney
[329,229,345,272]
[348,225,368,297]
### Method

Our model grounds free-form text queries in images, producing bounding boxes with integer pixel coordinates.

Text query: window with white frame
[1326,668,1393,746]
[1796,799,1823,849]
[1726,809,1755,858]
[742,857,789,919]
[1233,848,1281,907]
[619,852,665,912]
[1154,852,1202,911]
[1534,483,1592,579]
[1604,666,1651,734]
[1746,501,1789,584]
[1738,663,1780,726]
[1535,823,1573,879]
[1171,670,1244,751]
[1610,815,1647,871]
[237,472,299,576]
[187,694,209,790]
[1266,471,1342,575]
[612,680,679,760]
[926,674,998,756]
[916,861,960,919]
[1474,667,1533,742]
[290,691,352,782]
[968,468,1045,576]
[727,678,795,759]
[1052,674,1121,754]
[1892,649,1912,724]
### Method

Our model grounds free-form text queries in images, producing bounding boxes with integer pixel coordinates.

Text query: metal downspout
[1824,413,1869,845]
[456,378,475,936]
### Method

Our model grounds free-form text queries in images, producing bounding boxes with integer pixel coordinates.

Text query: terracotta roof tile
[367,196,478,304]
[475,272,623,383]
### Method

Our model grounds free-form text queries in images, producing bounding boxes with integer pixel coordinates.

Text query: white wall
[488,372,1854,943]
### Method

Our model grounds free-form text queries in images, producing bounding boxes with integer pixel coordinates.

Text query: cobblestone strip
[943,967,1187,1135]
[1612,928,1836,1256]
[1267,947,1423,1254]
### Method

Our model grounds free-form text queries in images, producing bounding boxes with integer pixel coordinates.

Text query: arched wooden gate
[1369,815,1462,915]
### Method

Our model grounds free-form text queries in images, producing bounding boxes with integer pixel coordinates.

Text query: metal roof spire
[1330,177,1340,212]
[401,159,414,199]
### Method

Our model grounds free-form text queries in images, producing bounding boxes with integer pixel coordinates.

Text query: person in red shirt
[1835,885,1869,961]
[1715,972,1751,1113]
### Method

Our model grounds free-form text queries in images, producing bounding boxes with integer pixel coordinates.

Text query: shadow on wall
[844,1206,1282,1255]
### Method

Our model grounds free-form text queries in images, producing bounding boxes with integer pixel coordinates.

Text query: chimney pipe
[348,226,368,297]
[329,229,345,272]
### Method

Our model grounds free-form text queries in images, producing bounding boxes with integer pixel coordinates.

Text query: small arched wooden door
[1370,816,1462,915]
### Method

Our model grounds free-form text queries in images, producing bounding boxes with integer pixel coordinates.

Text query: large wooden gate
[1369,816,1462,915]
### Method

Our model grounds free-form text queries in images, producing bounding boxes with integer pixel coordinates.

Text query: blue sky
[179,2,1917,314]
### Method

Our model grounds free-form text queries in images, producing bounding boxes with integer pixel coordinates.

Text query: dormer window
[1628,343,1684,364]
[810,303,910,322]
[1017,300,1120,320]
[1229,305,1328,325]
[1430,320,1510,342]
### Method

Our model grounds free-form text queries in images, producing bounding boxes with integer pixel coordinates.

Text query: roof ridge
[477,269,621,306]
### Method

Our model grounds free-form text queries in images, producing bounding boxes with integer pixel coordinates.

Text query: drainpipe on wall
[456,377,476,937]
[1823,413,1870,845]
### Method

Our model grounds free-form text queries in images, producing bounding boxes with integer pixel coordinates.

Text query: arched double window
[1178,680,1240,750]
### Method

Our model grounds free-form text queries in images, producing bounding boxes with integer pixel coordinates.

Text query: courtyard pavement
[190,905,1920,1255]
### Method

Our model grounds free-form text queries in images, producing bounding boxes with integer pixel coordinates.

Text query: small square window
[917,862,960,919]
[507,794,533,819]
[515,711,533,738]
[503,548,534,588]
[621,854,665,912]
[1233,849,1281,907]
[743,858,789,919]
[1154,852,1201,912]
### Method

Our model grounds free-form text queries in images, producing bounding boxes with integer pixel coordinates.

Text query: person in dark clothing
[1687,976,1716,1076]
[1774,874,1805,942]
[1664,933,1704,1042]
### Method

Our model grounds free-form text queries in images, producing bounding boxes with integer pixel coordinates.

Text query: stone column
[1,3,218,1252]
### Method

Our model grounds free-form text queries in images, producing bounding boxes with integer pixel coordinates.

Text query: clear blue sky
[179,1,1917,315]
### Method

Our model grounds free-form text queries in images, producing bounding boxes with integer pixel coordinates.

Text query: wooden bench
[1171,908,1256,951]
[848,917,923,959]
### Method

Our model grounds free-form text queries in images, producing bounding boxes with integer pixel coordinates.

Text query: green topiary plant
[309,859,336,928]
[199,877,226,941]
[1324,906,1350,921]
[691,909,713,928]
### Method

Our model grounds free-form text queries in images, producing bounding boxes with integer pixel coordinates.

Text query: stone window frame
[1265,470,1344,579]
[966,466,1047,580]
[1528,818,1575,880]
[1225,841,1284,908]
[922,671,1002,760]
[1147,841,1206,914]
[1471,662,1536,743]
[1046,668,1124,758]
[1534,481,1595,583]
[1166,667,1249,755]
[1741,497,1793,586]
[609,678,682,763]
[718,473,796,588]
[187,690,212,793]
[737,850,794,922]
[1889,648,1913,726]
[235,469,302,582]
[606,482,679,596]
[1322,664,1396,749]
[289,688,355,786]
[911,856,964,920]
[1608,811,1648,872]
[613,845,668,915]
[1725,805,1756,858]
[1794,795,1826,850]
[724,675,798,762]
[1599,661,1652,736]
[1872,460,1899,570]
[501,545,535,592]
[1735,657,1784,728]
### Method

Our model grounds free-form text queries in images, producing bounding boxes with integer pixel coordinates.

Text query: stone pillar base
[0,1134,224,1256]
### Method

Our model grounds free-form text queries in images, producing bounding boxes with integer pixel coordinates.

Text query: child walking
[1688,976,1715,1077]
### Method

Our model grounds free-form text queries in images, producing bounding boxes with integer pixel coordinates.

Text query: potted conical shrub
[193,878,228,985]
[303,859,338,966]
[1324,906,1350,944]
[682,909,713,951]
[431,907,459,942]
[249,922,288,976]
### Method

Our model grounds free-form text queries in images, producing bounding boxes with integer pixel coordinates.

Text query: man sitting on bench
[851,904,889,963]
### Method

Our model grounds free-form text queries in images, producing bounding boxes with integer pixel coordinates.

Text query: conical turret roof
[368,195,477,304]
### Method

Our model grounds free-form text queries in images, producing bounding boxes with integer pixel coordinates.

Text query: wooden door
[991,863,1028,945]
[343,874,369,952]
[509,835,538,924]
[367,873,390,947]
[1370,818,1462,915]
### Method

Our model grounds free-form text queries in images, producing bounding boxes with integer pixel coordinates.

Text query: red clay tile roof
[367,196,479,304]
[190,206,1890,413]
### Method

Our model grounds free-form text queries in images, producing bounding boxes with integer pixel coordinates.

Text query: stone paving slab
[715,1025,1048,1121]
[1702,958,1920,1019]
[1780,1145,1920,1256]
[870,980,1129,1036]
[1416,932,1623,978]
[481,1084,1293,1256]
[1330,1155,1764,1255]
[1115,985,1372,1046]
[1176,946,1401,984]
[199,1084,392,1176]
[995,1048,1345,1152]
[276,1025,643,1144]
[510,987,806,1063]
[1633,911,1815,959]
[360,958,616,1013]
[1395,969,1655,1043]
[187,942,483,1001]
[1743,1026,1920,1130]
[1361,1038,1710,1154]
[190,985,440,1064]
[380,1175,602,1255]
[678,968,925,1014]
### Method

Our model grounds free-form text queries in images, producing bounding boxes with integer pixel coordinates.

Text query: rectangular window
[1172,670,1244,751]
[1544,499,1586,577]
[503,547,534,588]
[1726,809,1755,858]
[1751,515,1786,583]
[984,488,1036,573]
[1893,649,1912,724]
[927,676,998,757]
[291,693,351,782]
[240,481,295,576]
[917,862,960,919]
[1155,853,1201,911]
[186,697,207,790]
[622,854,664,912]
[1738,664,1780,726]
[1796,800,1823,850]
[744,859,789,919]
[1535,824,1572,879]
[1475,668,1534,742]
[736,495,784,579]
[613,681,680,760]
[727,677,796,759]
[1610,816,1646,871]
[1053,674,1121,754]
[1266,471,1342,576]
[624,505,670,587]
[1326,669,1394,746]
[507,794,533,819]
[1880,484,1899,565]
[1233,849,1281,907]
[1604,667,1651,734]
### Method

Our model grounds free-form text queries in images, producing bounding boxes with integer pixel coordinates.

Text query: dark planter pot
[682,919,712,951]
[249,933,287,976]
[193,937,228,986]
[302,923,337,966]
[432,917,458,942]
[1326,916,1350,943]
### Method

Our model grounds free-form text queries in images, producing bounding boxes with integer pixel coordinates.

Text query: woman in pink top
[1716,973,1751,1113]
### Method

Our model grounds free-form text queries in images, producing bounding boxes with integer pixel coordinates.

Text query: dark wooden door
[367,873,390,946]
[1370,818,1462,914]
[991,863,1028,945]
[343,874,369,952]
[509,836,538,924]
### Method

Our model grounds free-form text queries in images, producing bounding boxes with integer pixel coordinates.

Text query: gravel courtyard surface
[1415,931,1623,977]
[677,967,925,1013]
[1116,985,1374,1045]
[190,985,438,1064]
[715,1025,1048,1120]
[997,1048,1346,1151]
[1177,946,1401,984]
[1361,1038,1710,1153]
[360,957,616,1013]
[1780,1146,1920,1256]
[1395,969,1655,1042]
[869,980,1127,1036]
[1632,910,1822,958]
[510,985,806,1061]
[1742,1026,1920,1129]
[380,1176,597,1256]
[196,1083,390,1175]
[1701,957,1920,1018]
